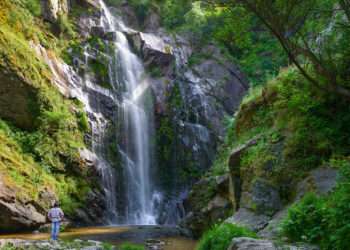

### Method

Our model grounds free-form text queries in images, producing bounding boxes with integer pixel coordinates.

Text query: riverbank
[0,226,197,250]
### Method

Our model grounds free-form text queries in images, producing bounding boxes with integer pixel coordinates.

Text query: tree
[208,0,350,100]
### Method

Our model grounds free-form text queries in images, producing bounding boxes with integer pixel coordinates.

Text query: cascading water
[99,0,158,225]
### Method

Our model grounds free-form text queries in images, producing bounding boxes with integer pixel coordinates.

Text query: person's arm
[48,210,52,221]
[59,209,64,221]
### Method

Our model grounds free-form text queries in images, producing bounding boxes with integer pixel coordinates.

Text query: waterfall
[99,0,158,225]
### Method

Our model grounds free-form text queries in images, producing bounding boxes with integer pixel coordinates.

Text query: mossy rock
[0,68,40,130]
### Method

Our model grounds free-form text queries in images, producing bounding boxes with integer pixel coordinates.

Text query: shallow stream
[0,226,197,250]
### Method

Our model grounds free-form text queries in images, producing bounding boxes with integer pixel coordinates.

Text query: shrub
[281,193,328,243]
[281,159,350,250]
[196,223,256,250]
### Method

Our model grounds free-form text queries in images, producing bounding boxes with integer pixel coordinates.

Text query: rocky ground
[0,239,113,250]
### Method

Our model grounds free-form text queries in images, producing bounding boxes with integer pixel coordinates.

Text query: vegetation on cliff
[0,0,96,217]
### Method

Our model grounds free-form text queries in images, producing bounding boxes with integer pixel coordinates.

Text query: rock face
[0,68,39,130]
[113,1,248,224]
[181,175,233,237]
[225,135,338,238]
[0,177,48,232]
[228,237,319,250]
[41,0,69,23]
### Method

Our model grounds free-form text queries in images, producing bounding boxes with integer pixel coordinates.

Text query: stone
[225,208,270,232]
[126,31,175,74]
[41,0,69,23]
[0,239,111,250]
[296,167,338,200]
[228,237,320,250]
[0,176,47,232]
[249,179,282,216]
[228,237,275,250]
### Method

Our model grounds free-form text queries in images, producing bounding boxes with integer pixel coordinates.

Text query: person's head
[53,201,59,208]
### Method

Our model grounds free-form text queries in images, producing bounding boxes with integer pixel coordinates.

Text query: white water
[99,0,157,225]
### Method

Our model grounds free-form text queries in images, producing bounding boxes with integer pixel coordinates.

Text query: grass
[120,243,145,250]
[196,223,256,250]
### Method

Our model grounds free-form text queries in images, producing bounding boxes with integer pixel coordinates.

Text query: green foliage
[22,0,41,17]
[120,243,145,250]
[196,223,256,250]
[0,0,94,217]
[57,14,75,37]
[77,111,90,133]
[281,159,350,250]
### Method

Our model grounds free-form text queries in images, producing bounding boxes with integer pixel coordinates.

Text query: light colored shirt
[48,207,64,222]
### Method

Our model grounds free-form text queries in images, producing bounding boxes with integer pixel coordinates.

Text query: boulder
[41,0,69,23]
[244,179,282,216]
[126,31,175,74]
[225,208,270,232]
[296,167,338,200]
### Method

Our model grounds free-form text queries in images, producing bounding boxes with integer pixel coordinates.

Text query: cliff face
[182,68,348,239]
[0,0,247,231]
[116,4,248,223]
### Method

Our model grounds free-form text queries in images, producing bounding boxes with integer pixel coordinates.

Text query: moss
[0,0,97,217]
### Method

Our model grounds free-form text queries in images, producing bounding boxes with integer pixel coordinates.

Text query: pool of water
[0,226,197,250]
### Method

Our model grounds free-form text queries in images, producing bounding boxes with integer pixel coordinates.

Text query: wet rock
[126,31,175,74]
[41,0,69,23]
[91,26,106,38]
[78,11,102,38]
[228,237,319,250]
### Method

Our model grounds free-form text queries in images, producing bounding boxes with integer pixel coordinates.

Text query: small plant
[196,223,256,250]
[120,243,144,250]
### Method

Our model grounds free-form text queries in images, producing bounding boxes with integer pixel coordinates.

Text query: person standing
[48,202,64,241]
